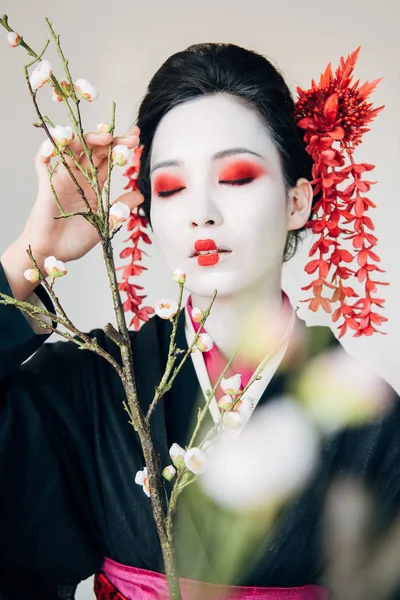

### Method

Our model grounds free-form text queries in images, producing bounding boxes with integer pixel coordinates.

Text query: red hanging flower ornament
[118,145,155,331]
[294,46,389,338]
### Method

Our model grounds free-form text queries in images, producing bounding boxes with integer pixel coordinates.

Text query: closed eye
[220,177,255,185]
[157,187,186,198]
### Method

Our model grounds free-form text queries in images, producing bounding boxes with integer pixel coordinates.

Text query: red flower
[294,47,388,338]
[117,145,155,331]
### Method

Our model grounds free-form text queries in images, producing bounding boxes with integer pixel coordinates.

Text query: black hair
[135,42,316,261]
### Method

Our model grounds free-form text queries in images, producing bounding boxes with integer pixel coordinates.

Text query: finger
[111,190,144,211]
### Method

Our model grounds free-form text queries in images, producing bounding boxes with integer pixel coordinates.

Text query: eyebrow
[150,147,264,175]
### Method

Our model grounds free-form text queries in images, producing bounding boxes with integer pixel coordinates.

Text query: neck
[190,271,286,359]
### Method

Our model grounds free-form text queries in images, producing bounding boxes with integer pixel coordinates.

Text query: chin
[185,269,248,299]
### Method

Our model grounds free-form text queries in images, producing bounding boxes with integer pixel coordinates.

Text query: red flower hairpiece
[118,145,154,331]
[294,46,389,338]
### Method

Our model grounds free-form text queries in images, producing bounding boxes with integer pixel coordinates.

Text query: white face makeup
[150,93,292,299]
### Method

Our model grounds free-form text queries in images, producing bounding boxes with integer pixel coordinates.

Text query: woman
[0,43,398,600]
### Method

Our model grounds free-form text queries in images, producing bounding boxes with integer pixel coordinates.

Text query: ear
[287,178,314,231]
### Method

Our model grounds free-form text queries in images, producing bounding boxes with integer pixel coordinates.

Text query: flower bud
[191,307,204,323]
[217,395,234,411]
[40,139,57,160]
[7,32,21,47]
[162,465,177,481]
[109,202,131,229]
[23,268,40,283]
[196,332,214,353]
[184,447,208,475]
[220,374,242,396]
[112,144,130,166]
[52,88,63,103]
[169,443,186,469]
[49,125,75,148]
[74,78,99,102]
[44,256,67,278]
[97,122,112,134]
[29,60,52,91]
[155,299,178,320]
[172,268,186,284]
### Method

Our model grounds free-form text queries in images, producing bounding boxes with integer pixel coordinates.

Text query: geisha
[0,42,398,600]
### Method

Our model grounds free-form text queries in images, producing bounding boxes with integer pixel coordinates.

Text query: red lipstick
[192,239,231,267]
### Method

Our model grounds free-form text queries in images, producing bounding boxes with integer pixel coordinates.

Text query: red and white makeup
[149,93,290,299]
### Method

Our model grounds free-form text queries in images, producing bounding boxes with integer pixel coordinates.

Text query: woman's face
[150,93,296,298]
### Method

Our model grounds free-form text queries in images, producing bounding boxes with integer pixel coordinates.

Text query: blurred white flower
[162,465,176,481]
[23,268,40,283]
[112,144,130,166]
[191,307,204,323]
[221,374,242,396]
[217,395,234,411]
[172,268,186,284]
[297,346,394,432]
[135,467,150,497]
[44,256,67,278]
[196,332,214,353]
[29,60,52,91]
[109,202,130,229]
[39,139,57,159]
[7,32,21,47]
[52,81,71,103]
[184,447,208,475]
[74,78,99,102]
[200,397,319,510]
[49,125,75,147]
[97,122,112,134]
[155,299,178,320]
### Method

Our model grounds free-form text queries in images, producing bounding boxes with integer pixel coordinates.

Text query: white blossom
[7,32,21,47]
[29,60,52,91]
[109,202,131,229]
[169,443,186,469]
[155,299,178,320]
[97,122,112,134]
[39,139,57,159]
[49,125,75,147]
[135,467,150,497]
[191,307,204,323]
[196,332,214,353]
[172,268,186,284]
[162,465,176,481]
[23,268,40,283]
[297,346,394,432]
[112,144,130,166]
[184,447,208,475]
[217,395,234,411]
[44,256,67,278]
[200,397,319,510]
[74,78,99,102]
[220,374,242,396]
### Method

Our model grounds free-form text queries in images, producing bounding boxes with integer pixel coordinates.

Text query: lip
[190,238,232,258]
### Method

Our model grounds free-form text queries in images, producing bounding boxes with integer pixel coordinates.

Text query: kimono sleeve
[0,261,106,592]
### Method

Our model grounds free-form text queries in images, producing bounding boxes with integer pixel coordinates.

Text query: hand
[21,125,143,264]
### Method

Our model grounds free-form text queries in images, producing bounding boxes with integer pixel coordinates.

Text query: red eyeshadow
[219,160,266,180]
[153,174,185,195]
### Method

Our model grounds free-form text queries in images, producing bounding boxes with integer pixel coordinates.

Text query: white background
[0,1,399,597]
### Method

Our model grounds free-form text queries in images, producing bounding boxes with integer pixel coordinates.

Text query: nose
[188,191,223,229]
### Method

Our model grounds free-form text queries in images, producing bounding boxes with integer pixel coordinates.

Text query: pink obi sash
[94,556,329,600]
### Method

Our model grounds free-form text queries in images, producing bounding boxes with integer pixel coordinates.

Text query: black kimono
[1,260,400,600]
